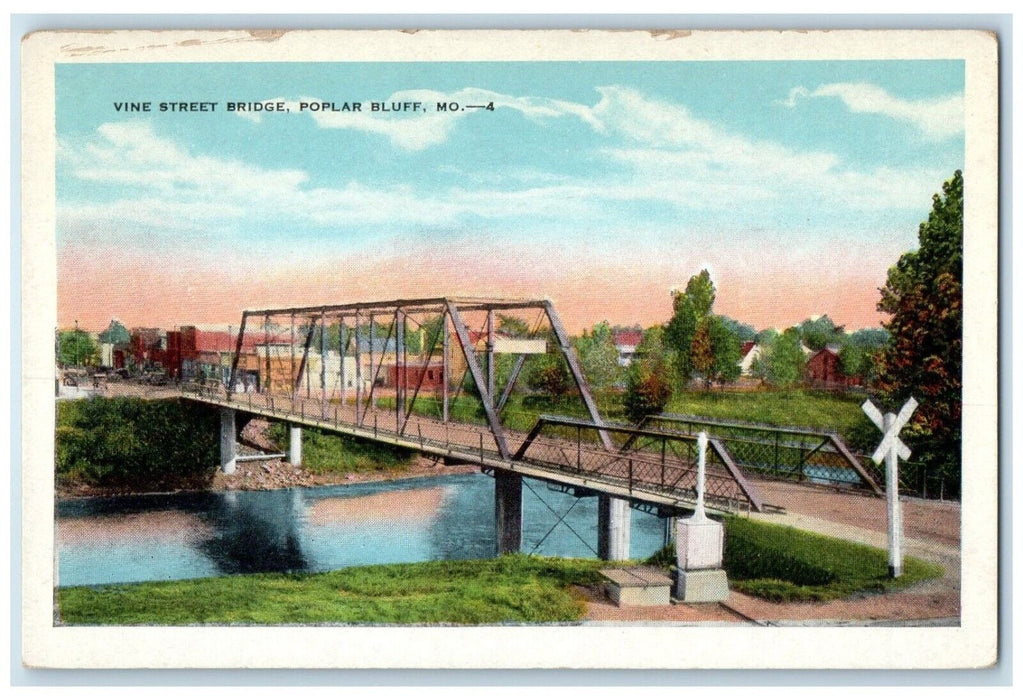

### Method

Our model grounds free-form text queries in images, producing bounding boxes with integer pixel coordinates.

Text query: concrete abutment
[494,469,523,555]
[219,407,237,474]
[288,424,303,466]
[598,495,631,561]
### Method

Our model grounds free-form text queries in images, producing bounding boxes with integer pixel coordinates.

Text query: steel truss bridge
[182,296,766,560]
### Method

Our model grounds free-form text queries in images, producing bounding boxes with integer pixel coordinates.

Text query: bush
[56,397,219,490]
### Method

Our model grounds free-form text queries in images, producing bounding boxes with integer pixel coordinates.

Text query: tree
[707,315,743,385]
[622,326,673,422]
[764,328,805,386]
[665,270,716,386]
[689,318,715,386]
[719,315,757,342]
[525,351,571,398]
[496,314,530,338]
[97,319,130,347]
[574,321,622,390]
[874,170,963,484]
[798,315,845,351]
[58,329,100,367]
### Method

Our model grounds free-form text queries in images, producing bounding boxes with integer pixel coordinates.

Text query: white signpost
[862,396,918,578]
[673,431,729,602]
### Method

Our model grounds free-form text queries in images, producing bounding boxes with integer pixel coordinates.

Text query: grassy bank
[57,555,604,625]
[265,423,417,476]
[649,516,943,602]
[58,516,943,624]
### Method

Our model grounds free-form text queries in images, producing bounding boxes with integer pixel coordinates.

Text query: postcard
[20,28,999,669]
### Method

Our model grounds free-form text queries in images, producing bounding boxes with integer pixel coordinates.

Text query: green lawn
[388,388,865,437]
[58,517,943,624]
[665,389,867,435]
[57,555,604,625]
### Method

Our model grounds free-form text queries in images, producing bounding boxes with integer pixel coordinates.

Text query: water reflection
[57,473,670,587]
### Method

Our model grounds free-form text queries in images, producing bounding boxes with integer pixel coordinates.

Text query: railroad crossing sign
[862,397,917,464]
[861,396,918,578]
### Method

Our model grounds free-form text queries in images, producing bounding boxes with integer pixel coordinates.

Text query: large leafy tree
[664,269,716,385]
[874,170,963,482]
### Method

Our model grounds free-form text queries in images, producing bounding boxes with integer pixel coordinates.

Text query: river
[56,472,673,587]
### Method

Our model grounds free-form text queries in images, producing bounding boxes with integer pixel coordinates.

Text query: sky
[55,60,965,334]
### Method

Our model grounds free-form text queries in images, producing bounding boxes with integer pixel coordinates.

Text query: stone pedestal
[676,516,724,570]
[673,515,729,603]
[672,568,730,603]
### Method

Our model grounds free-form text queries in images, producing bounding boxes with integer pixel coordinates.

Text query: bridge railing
[180,387,763,512]
[637,413,883,496]
[514,416,763,513]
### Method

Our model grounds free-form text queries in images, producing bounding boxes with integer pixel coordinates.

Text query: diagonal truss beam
[496,354,527,414]
[543,300,614,451]
[446,300,511,460]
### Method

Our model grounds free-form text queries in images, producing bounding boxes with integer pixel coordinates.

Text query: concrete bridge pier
[219,407,237,475]
[597,495,631,561]
[494,470,523,555]
[288,424,303,467]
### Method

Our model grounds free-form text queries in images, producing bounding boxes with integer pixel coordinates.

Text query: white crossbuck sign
[861,396,918,578]
[862,397,918,464]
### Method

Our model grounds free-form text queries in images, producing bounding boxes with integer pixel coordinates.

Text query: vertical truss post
[354,309,362,424]
[442,310,450,424]
[227,311,247,400]
[368,313,376,412]
[319,310,327,419]
[339,316,347,409]
[446,301,511,460]
[264,314,270,395]
[290,313,296,401]
[395,308,404,435]
[295,317,316,402]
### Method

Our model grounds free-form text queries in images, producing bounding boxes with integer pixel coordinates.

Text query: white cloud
[781,82,964,140]
[57,121,602,235]
[235,88,606,151]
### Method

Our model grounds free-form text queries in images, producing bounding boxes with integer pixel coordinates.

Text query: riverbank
[56,416,479,500]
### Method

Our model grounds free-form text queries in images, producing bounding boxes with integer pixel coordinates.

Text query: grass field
[58,516,942,624]
[664,389,867,435]
[383,387,866,437]
[57,555,604,625]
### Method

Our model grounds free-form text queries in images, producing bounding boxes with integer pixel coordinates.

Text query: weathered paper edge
[20,28,1000,670]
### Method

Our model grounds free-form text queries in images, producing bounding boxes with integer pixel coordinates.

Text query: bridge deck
[183,387,760,514]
